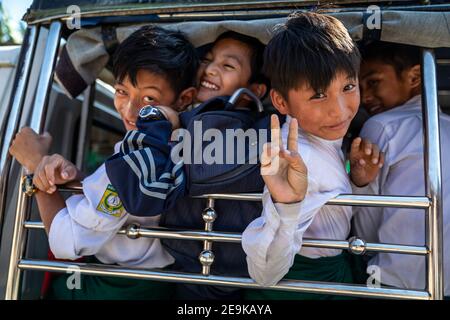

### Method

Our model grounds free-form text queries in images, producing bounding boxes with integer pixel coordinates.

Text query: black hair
[204,31,269,88]
[263,12,361,99]
[113,25,199,97]
[361,41,421,76]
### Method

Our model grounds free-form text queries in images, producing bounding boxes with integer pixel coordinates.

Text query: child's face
[273,72,360,141]
[114,70,176,131]
[359,60,416,115]
[196,38,253,103]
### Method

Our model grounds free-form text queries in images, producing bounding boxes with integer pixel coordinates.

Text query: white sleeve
[48,164,129,260]
[242,181,338,286]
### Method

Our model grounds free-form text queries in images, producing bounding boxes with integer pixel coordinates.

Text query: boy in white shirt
[9,25,198,299]
[241,12,384,299]
[353,41,450,296]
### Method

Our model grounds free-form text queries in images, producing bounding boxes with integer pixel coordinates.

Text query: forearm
[242,191,304,286]
[35,190,66,235]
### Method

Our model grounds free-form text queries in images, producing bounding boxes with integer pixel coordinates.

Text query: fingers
[280,149,306,170]
[261,142,280,167]
[287,118,298,153]
[61,162,78,181]
[260,142,271,166]
[350,137,362,155]
[270,114,282,151]
[34,158,52,193]
[34,154,71,194]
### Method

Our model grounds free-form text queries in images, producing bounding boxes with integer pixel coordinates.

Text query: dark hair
[361,41,421,76]
[263,12,361,99]
[206,31,269,87]
[113,25,199,97]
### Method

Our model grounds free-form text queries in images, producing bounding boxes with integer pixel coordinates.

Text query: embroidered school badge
[96,184,126,218]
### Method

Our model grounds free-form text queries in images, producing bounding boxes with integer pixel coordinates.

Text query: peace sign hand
[261,115,308,204]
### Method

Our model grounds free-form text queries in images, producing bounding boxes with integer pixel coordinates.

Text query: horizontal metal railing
[20,189,431,300]
[59,183,431,209]
[23,221,429,256]
[18,259,430,300]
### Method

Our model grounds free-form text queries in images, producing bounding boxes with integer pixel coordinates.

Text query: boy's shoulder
[363,96,423,135]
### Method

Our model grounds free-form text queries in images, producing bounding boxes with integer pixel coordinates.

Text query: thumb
[61,164,77,181]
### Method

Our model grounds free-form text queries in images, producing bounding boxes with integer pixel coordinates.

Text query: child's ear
[408,64,421,90]
[174,87,197,111]
[270,89,289,115]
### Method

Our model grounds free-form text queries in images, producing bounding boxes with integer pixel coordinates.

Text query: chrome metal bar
[75,84,95,169]
[421,49,444,300]
[192,193,430,208]
[18,259,430,300]
[0,26,39,239]
[24,221,428,255]
[436,59,450,65]
[228,88,264,112]
[29,22,62,133]
[5,181,28,300]
[5,22,62,300]
[55,185,430,209]
[199,198,216,276]
[326,194,430,209]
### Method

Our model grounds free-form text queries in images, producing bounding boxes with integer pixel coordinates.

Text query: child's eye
[115,89,127,96]
[224,64,235,70]
[143,96,156,104]
[201,58,211,64]
[367,79,379,87]
[344,84,356,91]
[310,92,326,100]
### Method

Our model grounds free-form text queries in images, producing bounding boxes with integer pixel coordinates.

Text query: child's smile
[196,37,252,103]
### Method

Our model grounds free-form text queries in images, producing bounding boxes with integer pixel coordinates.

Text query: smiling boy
[9,25,198,299]
[105,31,273,299]
[353,41,450,296]
[242,12,383,299]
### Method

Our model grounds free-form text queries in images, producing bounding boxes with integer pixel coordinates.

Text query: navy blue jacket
[105,99,282,298]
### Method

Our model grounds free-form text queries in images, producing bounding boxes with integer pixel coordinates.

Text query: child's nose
[205,62,218,76]
[328,96,346,117]
[361,89,374,105]
[125,100,140,121]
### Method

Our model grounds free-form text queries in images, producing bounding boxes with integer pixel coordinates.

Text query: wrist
[26,155,44,173]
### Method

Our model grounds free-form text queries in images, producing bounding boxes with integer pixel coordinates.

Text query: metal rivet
[126,223,140,239]
[348,236,367,255]
[202,207,217,224]
[199,250,215,266]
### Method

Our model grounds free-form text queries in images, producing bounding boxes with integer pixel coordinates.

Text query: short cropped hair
[263,12,361,99]
[113,25,199,97]
[361,41,421,76]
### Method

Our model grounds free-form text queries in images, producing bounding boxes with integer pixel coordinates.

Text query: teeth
[201,80,219,90]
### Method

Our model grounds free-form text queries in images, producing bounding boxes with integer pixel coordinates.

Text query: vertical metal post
[76,84,95,170]
[199,198,216,275]
[0,26,39,239]
[5,21,62,300]
[421,49,444,300]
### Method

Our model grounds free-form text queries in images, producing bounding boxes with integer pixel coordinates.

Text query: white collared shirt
[48,143,174,269]
[242,116,353,286]
[353,95,450,294]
